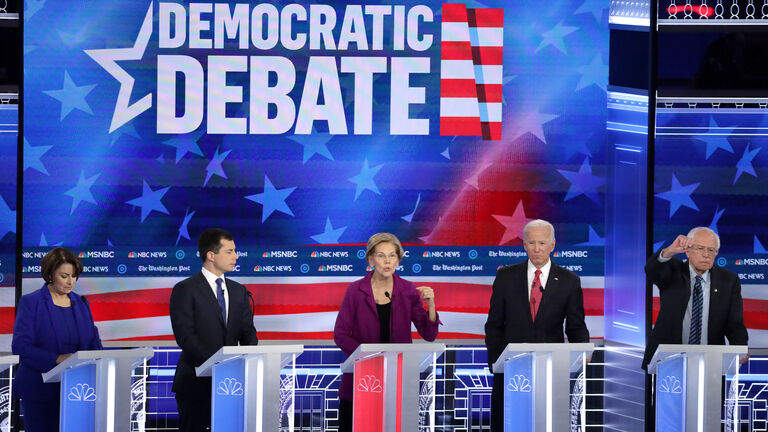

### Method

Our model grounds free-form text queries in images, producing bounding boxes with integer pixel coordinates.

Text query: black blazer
[484,261,590,369]
[169,272,259,393]
[642,251,748,369]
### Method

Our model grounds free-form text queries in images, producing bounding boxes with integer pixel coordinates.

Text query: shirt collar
[527,258,552,276]
[201,267,225,286]
[688,265,710,283]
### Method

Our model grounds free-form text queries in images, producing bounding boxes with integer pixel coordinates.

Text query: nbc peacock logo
[553,252,562,257]
[318,265,326,271]
[128,252,137,258]
[253,265,262,272]
[311,251,319,258]
[422,251,432,257]
[735,259,743,265]
[78,252,85,258]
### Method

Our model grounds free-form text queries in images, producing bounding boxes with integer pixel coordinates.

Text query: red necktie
[530,269,542,321]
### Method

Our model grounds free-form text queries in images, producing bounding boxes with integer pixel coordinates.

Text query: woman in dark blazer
[12,247,103,432]
[333,233,441,432]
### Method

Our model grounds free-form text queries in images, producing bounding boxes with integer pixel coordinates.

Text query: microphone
[245,290,256,315]
[384,291,393,302]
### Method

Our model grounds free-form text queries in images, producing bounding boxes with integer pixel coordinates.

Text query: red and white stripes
[440,4,504,140]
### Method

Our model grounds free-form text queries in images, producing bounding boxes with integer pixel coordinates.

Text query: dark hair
[41,247,84,284]
[198,228,235,263]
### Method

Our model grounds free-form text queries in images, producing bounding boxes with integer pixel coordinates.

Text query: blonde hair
[365,233,404,260]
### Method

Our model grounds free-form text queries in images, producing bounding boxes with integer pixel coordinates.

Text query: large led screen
[23,0,609,341]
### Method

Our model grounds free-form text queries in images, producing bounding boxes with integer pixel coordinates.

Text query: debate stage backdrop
[19,0,612,345]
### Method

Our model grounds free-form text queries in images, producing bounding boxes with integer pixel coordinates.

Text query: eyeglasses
[691,245,718,256]
[373,253,398,261]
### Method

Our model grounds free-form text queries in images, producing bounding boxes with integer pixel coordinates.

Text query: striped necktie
[688,275,703,344]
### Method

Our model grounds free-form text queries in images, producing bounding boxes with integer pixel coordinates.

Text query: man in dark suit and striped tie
[642,226,748,370]
[170,228,259,432]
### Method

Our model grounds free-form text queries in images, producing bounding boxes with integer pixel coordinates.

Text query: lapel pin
[554,277,559,281]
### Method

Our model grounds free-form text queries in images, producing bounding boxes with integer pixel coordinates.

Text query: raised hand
[662,234,695,258]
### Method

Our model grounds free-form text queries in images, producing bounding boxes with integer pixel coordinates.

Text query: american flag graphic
[22,276,607,342]
[440,4,504,140]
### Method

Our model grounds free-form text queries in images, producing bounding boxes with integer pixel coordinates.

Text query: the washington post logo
[86,2,503,140]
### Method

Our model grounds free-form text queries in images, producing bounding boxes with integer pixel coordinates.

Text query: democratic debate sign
[85,2,504,140]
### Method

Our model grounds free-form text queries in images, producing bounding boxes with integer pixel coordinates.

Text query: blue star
[245,175,296,222]
[508,110,559,143]
[39,232,63,247]
[176,208,196,246]
[125,180,170,222]
[575,54,607,92]
[163,131,205,163]
[557,157,605,203]
[42,71,96,120]
[23,138,52,175]
[733,144,761,184]
[0,196,16,239]
[311,217,347,244]
[576,225,604,246]
[654,240,666,253]
[64,171,101,214]
[401,194,422,223]
[708,206,725,234]
[693,118,734,160]
[110,121,141,147]
[535,21,579,54]
[287,131,334,163]
[655,174,700,217]
[349,159,383,200]
[58,27,89,48]
[441,147,451,160]
[204,146,232,186]
[25,0,45,22]
[755,236,768,254]
[575,0,607,22]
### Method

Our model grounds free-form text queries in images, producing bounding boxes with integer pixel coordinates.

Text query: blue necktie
[216,278,227,324]
[689,275,703,344]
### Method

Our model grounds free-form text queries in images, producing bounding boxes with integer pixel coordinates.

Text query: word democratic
[156,2,435,135]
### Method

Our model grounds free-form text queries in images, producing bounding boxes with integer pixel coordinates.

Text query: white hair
[687,226,720,249]
[523,219,555,243]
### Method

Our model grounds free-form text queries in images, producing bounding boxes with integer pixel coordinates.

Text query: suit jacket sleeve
[645,250,675,290]
[724,273,748,345]
[564,274,590,342]
[484,269,507,368]
[11,295,58,372]
[81,296,104,350]
[334,284,361,356]
[169,280,214,367]
[408,285,441,342]
[236,284,259,346]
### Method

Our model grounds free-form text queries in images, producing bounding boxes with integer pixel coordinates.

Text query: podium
[340,343,446,432]
[196,345,304,432]
[648,344,748,432]
[0,355,18,432]
[42,347,154,432]
[492,343,594,432]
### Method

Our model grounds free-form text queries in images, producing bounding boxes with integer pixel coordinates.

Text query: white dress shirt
[527,259,552,300]
[201,267,229,319]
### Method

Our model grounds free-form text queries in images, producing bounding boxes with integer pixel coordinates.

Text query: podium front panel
[655,356,686,432]
[60,363,96,432]
[212,358,245,432]
[503,355,533,432]
[353,355,385,432]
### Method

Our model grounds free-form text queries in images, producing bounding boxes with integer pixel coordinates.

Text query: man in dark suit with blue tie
[170,228,259,432]
[642,227,748,371]
[484,219,590,431]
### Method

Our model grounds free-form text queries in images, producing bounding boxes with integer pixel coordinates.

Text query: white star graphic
[84,2,153,133]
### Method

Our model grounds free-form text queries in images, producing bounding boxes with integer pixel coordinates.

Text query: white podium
[196,345,304,432]
[340,343,446,432]
[492,343,594,432]
[42,348,154,432]
[648,344,747,432]
[0,355,18,432]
